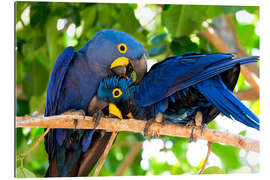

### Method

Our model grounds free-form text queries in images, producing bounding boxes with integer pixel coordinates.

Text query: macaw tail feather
[196,76,259,130]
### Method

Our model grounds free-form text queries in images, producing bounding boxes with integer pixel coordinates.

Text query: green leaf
[22,61,49,97]
[16,128,23,149]
[206,120,217,130]
[170,36,200,55]
[71,6,81,27]
[211,143,242,172]
[149,45,168,57]
[202,166,225,174]
[149,158,169,175]
[251,100,260,115]
[239,130,247,136]
[97,5,116,28]
[151,33,168,45]
[16,2,29,22]
[236,73,251,91]
[16,54,24,84]
[221,6,245,14]
[16,99,30,116]
[81,6,97,35]
[245,6,259,14]
[162,5,222,38]
[16,167,36,178]
[31,128,44,137]
[30,2,50,28]
[45,16,61,68]
[29,92,46,114]
[116,4,141,34]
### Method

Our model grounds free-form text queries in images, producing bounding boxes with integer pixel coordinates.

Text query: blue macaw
[97,52,259,134]
[44,29,147,177]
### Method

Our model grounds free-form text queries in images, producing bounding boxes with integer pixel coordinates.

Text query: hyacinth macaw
[45,29,147,177]
[97,53,260,133]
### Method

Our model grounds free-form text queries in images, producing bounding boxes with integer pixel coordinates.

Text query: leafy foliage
[15,2,259,177]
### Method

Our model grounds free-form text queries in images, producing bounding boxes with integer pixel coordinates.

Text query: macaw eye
[112,88,123,98]
[118,43,127,53]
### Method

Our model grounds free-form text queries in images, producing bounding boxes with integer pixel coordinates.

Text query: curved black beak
[87,95,108,116]
[130,54,147,84]
[110,54,147,84]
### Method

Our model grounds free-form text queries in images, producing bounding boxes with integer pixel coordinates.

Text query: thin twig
[19,128,51,158]
[199,142,213,174]
[93,131,118,176]
[16,115,260,152]
[200,24,260,96]
[235,89,259,101]
[115,142,142,176]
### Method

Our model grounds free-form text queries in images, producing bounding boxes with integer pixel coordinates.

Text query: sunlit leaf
[16,2,29,23]
[211,143,242,172]
[16,167,36,178]
[251,100,260,115]
[202,166,225,174]
[116,4,141,34]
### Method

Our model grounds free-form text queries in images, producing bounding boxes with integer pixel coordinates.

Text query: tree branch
[235,89,259,101]
[93,131,118,176]
[115,142,142,176]
[16,115,259,153]
[200,18,260,96]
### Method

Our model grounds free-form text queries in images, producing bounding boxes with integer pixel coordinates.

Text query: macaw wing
[135,52,258,106]
[44,47,75,176]
[45,46,75,116]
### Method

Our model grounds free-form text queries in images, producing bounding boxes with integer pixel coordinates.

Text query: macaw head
[95,76,136,118]
[80,29,147,84]
[97,76,135,103]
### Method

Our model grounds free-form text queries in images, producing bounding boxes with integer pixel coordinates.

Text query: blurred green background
[15,2,260,177]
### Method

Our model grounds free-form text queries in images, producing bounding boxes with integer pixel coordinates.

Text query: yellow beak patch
[110,57,129,69]
[109,103,123,119]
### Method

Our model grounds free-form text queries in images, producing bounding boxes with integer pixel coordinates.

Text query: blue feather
[195,76,259,130]
[135,53,259,107]
[82,130,95,152]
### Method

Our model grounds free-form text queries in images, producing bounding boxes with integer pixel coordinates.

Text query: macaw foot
[92,110,104,129]
[144,113,164,138]
[188,126,196,143]
[61,109,86,130]
[144,118,154,138]
[187,111,204,143]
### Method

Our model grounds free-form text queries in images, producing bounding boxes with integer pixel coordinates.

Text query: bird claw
[92,110,104,129]
[188,126,196,143]
[73,119,78,130]
[200,124,206,136]
[187,111,204,143]
[143,119,153,138]
[61,109,86,130]
[144,113,164,139]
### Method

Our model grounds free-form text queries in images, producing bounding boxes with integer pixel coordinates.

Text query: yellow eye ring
[118,43,127,54]
[112,88,123,98]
